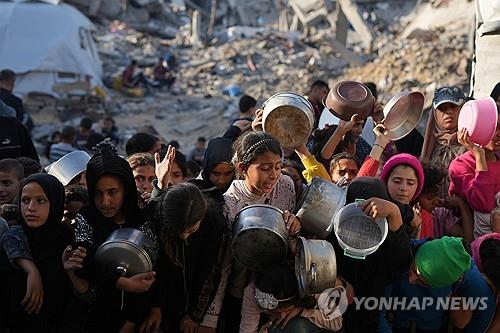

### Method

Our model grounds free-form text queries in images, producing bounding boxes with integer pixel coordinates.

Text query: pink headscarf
[471,233,500,272]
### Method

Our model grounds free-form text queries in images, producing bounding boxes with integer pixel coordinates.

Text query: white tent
[0,1,102,97]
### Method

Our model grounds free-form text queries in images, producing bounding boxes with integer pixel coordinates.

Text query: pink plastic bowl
[458,97,499,147]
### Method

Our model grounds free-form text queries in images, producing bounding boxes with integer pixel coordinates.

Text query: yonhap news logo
[318,289,489,320]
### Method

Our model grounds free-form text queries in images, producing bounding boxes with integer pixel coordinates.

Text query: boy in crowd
[0,159,24,206]
[49,126,78,162]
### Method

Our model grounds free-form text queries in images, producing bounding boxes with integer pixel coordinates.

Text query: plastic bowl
[458,97,498,147]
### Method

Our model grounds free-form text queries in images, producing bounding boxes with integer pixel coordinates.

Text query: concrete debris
[29,0,475,157]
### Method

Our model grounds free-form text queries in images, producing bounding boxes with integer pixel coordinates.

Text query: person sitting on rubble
[152,57,176,91]
[122,59,150,91]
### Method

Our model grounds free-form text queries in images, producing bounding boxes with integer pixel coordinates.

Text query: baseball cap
[432,86,466,109]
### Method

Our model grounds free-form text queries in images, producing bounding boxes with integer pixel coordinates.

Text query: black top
[0,117,39,161]
[0,88,33,132]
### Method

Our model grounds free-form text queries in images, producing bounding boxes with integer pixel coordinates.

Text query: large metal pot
[324,81,374,121]
[95,228,159,277]
[382,91,425,141]
[232,204,288,271]
[295,237,337,297]
[46,150,91,186]
[295,177,346,239]
[262,92,315,148]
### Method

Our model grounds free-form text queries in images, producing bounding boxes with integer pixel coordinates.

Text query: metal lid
[47,150,91,186]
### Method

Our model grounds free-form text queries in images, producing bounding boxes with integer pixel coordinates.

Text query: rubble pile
[30,0,475,154]
[341,30,471,103]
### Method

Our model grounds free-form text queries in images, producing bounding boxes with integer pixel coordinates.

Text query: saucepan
[323,81,374,121]
[382,91,425,141]
[232,204,288,271]
[95,228,159,277]
[295,177,346,239]
[262,92,315,148]
[295,237,337,297]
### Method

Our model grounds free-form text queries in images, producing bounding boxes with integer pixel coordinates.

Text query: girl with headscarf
[64,147,155,332]
[1,174,75,332]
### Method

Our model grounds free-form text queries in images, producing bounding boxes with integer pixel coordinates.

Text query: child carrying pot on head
[449,108,500,238]
[240,263,353,333]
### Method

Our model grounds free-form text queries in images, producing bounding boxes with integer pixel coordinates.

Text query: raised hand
[155,145,176,190]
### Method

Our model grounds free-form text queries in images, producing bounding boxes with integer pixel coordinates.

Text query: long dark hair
[157,183,207,265]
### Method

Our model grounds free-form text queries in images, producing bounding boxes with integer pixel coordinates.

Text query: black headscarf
[81,147,143,246]
[201,137,233,187]
[346,176,414,231]
[18,173,66,263]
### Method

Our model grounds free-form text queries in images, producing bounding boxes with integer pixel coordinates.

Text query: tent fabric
[0,1,102,96]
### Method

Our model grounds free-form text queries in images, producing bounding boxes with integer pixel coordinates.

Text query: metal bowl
[46,150,91,186]
[324,81,374,121]
[382,91,425,141]
[262,92,315,148]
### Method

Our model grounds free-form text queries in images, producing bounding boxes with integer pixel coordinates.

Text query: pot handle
[343,249,366,260]
[310,263,317,289]
[116,265,127,276]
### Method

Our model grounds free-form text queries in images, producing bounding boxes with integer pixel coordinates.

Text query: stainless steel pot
[95,228,159,277]
[382,91,425,141]
[232,204,288,271]
[46,150,91,186]
[262,92,315,148]
[295,177,346,239]
[295,237,337,297]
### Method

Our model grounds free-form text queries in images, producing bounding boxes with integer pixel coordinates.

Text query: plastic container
[333,202,388,259]
[458,97,499,147]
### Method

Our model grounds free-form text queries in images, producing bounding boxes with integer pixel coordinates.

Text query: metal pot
[382,91,425,141]
[46,150,91,186]
[295,237,337,297]
[324,81,374,121]
[262,92,315,148]
[232,204,288,271]
[295,177,346,239]
[95,228,159,277]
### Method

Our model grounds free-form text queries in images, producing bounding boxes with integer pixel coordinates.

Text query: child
[449,111,500,237]
[240,263,351,332]
[416,164,447,239]
[127,152,156,207]
[0,158,24,205]
[1,174,75,332]
[62,186,88,228]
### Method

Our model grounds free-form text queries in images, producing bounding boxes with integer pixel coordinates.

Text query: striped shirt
[49,142,78,162]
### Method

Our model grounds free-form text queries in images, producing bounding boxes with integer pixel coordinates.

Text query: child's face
[0,171,21,205]
[386,166,418,205]
[242,151,282,195]
[20,182,50,228]
[170,162,185,185]
[132,165,156,194]
[209,162,234,190]
[330,159,359,185]
[418,192,440,212]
